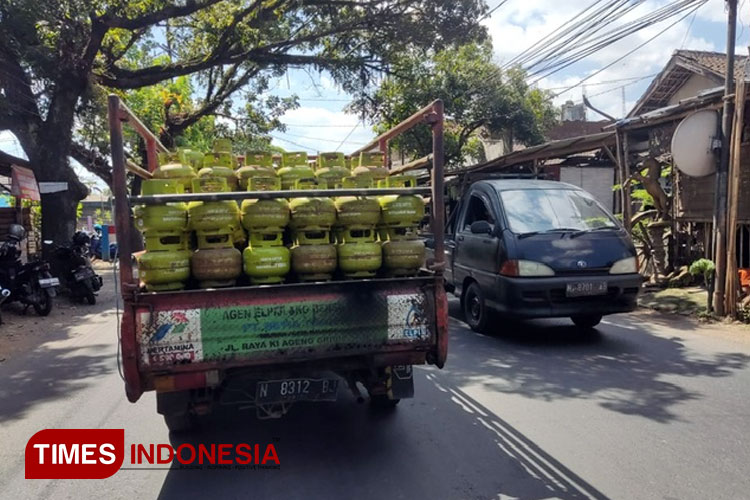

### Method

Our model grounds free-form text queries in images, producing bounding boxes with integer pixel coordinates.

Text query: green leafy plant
[689,258,716,313]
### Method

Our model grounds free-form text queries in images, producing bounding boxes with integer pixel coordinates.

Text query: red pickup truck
[107,96,448,431]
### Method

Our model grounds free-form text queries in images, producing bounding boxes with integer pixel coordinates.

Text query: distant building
[561,100,586,122]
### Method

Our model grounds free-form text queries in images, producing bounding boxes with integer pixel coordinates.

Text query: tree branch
[70,142,113,187]
[162,65,260,143]
[98,0,225,30]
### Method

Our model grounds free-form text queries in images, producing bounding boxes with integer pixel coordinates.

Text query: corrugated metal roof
[455,131,615,175]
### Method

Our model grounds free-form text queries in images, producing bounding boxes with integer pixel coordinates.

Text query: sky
[0,0,744,187]
[267,0,744,155]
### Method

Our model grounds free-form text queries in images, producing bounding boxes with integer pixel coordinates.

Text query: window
[463,195,495,230]
[499,188,619,234]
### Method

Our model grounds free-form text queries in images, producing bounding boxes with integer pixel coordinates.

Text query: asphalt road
[1,295,750,500]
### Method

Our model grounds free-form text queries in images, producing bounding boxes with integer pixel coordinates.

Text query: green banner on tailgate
[139,292,429,367]
[200,298,388,359]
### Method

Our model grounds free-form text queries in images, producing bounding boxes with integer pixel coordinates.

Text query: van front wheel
[463,283,489,333]
[571,314,602,328]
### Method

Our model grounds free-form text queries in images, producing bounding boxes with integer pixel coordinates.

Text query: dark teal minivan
[437,180,641,332]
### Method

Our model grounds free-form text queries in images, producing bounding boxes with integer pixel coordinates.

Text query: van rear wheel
[571,314,602,329]
[463,282,489,333]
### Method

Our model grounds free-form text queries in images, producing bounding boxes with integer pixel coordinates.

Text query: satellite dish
[671,110,719,177]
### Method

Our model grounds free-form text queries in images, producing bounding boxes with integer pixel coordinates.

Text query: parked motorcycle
[0,286,11,325]
[89,225,117,260]
[53,231,103,305]
[0,224,59,318]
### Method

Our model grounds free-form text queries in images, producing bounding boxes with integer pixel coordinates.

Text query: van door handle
[457,235,464,241]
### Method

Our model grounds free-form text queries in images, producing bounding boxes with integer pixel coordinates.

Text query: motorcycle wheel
[33,289,53,316]
[85,290,96,305]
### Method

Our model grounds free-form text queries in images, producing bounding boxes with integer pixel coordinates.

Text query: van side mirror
[470,220,493,235]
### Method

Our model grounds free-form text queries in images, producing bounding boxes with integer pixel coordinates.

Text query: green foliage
[689,258,715,286]
[630,189,654,207]
[350,42,557,168]
[1,0,488,184]
[689,258,716,313]
[93,208,112,225]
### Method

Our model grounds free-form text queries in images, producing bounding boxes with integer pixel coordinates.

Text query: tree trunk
[30,122,89,248]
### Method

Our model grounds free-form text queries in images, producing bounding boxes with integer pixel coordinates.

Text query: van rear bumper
[488,273,641,319]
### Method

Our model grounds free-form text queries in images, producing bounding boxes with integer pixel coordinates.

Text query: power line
[280,130,367,145]
[281,123,366,128]
[335,123,360,152]
[529,0,705,82]
[479,0,510,21]
[542,73,658,91]
[268,134,318,152]
[551,2,705,97]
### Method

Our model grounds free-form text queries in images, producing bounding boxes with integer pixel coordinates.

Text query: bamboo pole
[724,66,747,317]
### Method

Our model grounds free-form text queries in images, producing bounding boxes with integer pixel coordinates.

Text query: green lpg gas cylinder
[188,177,240,232]
[134,180,188,233]
[378,175,424,228]
[315,152,349,188]
[240,177,289,232]
[154,152,197,192]
[213,137,233,153]
[137,250,191,291]
[200,152,238,191]
[289,179,336,230]
[236,155,277,190]
[356,151,389,181]
[337,228,382,278]
[144,230,189,252]
[381,228,425,277]
[278,152,314,190]
[334,177,380,229]
[243,233,290,284]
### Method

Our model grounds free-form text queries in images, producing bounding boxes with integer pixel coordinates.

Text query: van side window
[463,195,494,230]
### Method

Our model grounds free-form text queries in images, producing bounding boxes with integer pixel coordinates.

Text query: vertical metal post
[713,0,737,316]
[430,100,445,273]
[615,131,632,231]
[107,95,134,291]
[146,138,158,172]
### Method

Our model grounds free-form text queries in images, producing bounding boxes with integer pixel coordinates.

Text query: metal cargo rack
[107,95,448,402]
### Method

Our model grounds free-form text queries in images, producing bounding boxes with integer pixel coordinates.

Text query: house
[629,49,748,116]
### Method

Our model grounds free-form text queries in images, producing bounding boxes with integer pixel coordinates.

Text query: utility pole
[621,86,627,118]
[713,0,738,316]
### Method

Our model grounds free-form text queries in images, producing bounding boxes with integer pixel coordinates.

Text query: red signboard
[11,165,40,201]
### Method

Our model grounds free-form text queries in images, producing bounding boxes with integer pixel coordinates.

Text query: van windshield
[499,188,619,234]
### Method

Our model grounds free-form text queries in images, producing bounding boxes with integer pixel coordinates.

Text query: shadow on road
[447,298,750,423]
[0,275,118,422]
[158,374,608,500]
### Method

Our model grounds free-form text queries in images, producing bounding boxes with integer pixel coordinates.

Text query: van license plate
[566,281,607,297]
[256,378,339,404]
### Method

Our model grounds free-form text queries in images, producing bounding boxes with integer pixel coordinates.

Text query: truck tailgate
[133,277,440,373]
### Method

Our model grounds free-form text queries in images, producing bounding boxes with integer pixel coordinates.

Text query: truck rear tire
[369,394,400,410]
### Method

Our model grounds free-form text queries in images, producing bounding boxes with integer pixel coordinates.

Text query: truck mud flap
[387,365,414,400]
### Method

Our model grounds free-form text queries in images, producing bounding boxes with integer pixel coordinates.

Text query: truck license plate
[256,378,339,404]
[565,281,608,297]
